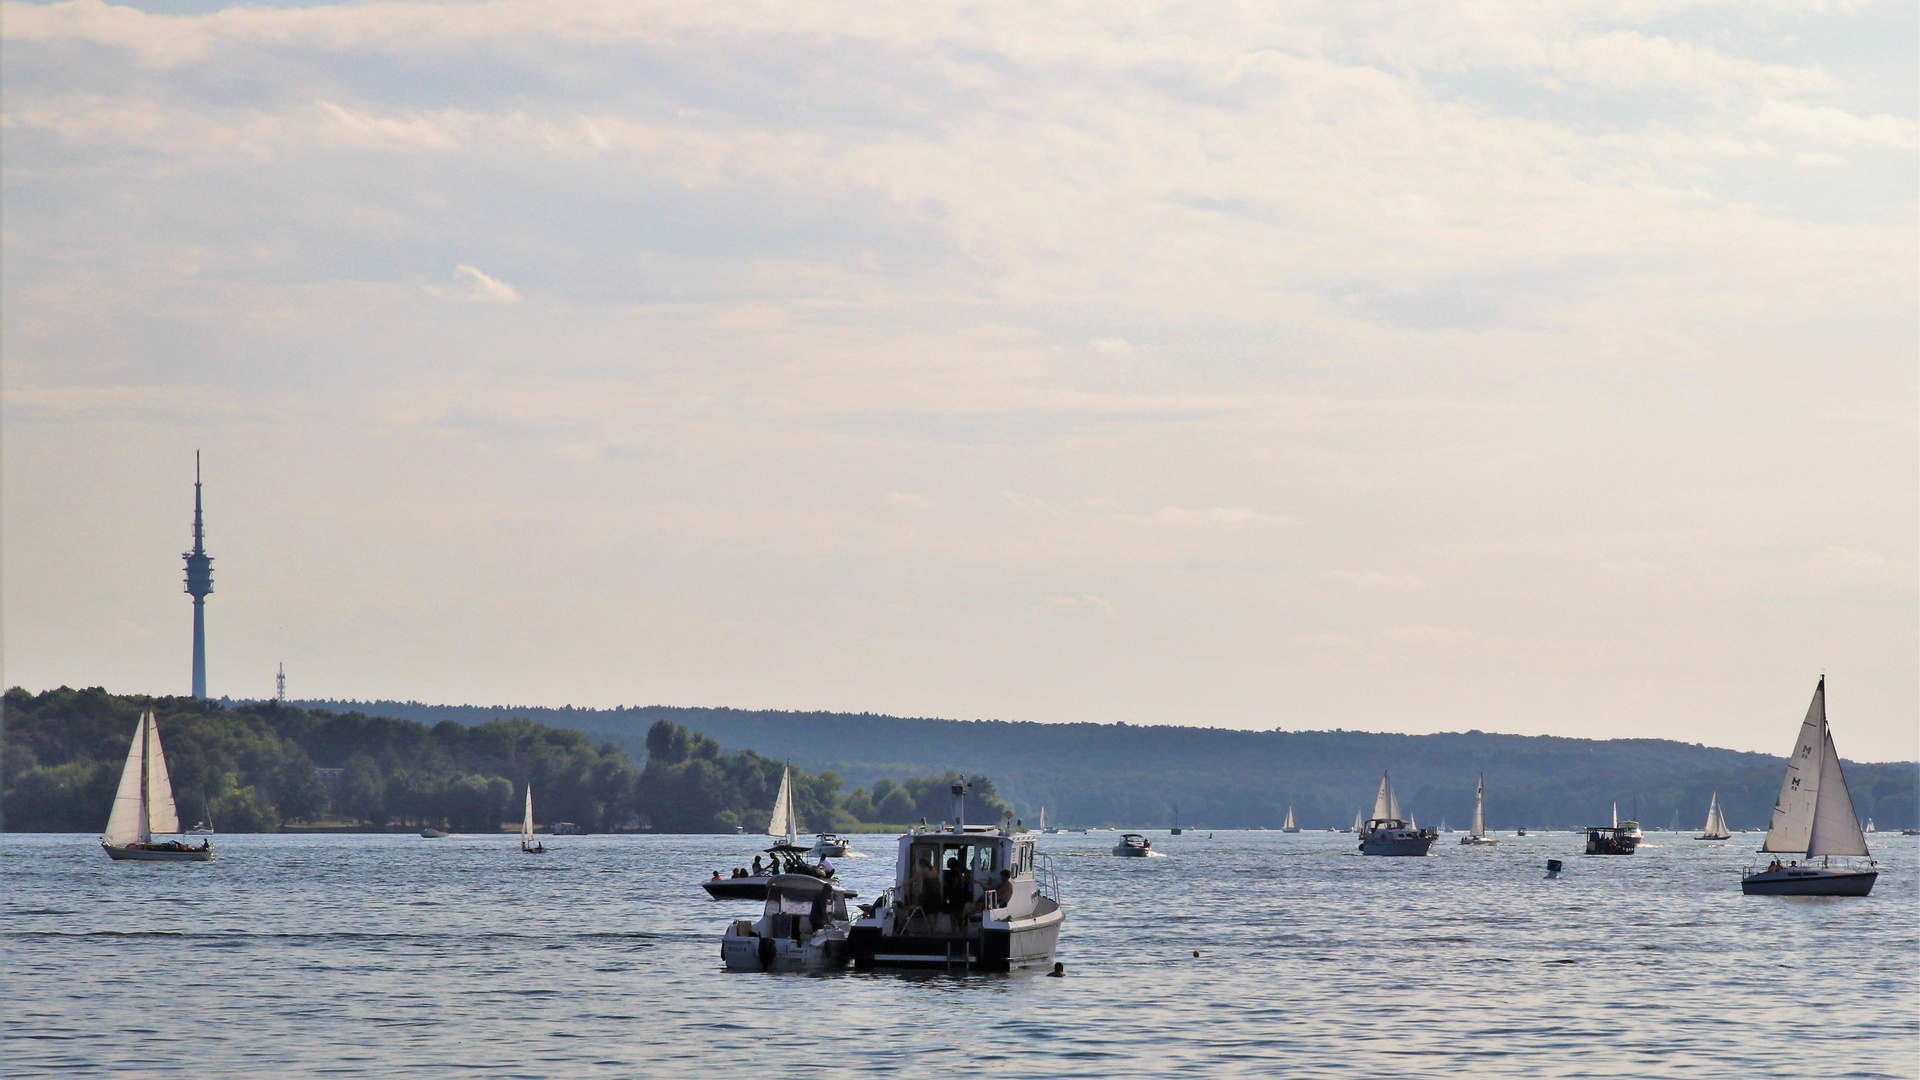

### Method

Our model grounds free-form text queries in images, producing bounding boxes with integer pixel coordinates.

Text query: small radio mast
[276,663,286,705]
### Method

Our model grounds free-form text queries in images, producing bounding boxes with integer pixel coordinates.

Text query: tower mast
[183,452,214,699]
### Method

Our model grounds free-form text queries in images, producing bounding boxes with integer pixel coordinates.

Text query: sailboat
[1742,678,1877,896]
[1347,808,1364,834]
[520,785,546,853]
[1693,792,1730,840]
[1281,807,1300,833]
[1357,771,1435,856]
[703,764,828,901]
[101,711,213,862]
[1040,806,1061,835]
[1460,773,1499,845]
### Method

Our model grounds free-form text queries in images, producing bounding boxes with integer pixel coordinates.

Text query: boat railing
[1033,854,1062,904]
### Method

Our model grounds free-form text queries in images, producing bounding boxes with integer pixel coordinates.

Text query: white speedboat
[1112,833,1153,856]
[1460,773,1499,846]
[1743,678,1877,897]
[808,833,852,858]
[419,827,447,838]
[848,785,1064,972]
[721,874,855,972]
[100,711,214,862]
[1357,771,1435,856]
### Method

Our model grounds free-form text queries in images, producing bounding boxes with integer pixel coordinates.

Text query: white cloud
[887,492,933,507]
[1026,595,1119,619]
[1380,625,1480,644]
[1753,101,1918,149]
[452,265,521,304]
[1326,570,1422,590]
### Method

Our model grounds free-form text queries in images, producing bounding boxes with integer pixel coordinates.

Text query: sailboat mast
[139,713,152,843]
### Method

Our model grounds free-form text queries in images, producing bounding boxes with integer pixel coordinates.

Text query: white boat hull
[850,900,1064,972]
[721,929,849,972]
[1459,835,1499,846]
[1741,868,1877,896]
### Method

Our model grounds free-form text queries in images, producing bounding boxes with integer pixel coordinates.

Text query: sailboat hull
[102,841,213,862]
[1741,868,1876,896]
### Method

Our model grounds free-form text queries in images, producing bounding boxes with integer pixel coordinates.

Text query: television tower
[276,663,286,704]
[183,452,214,699]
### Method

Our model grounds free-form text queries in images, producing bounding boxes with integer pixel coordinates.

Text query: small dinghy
[1460,774,1499,846]
[1742,679,1877,897]
[520,786,546,853]
[1112,833,1153,857]
[1694,792,1730,840]
[720,874,855,972]
[101,711,213,862]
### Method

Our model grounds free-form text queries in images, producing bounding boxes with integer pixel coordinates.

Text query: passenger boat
[1460,773,1499,846]
[1694,792,1730,840]
[1584,826,1637,855]
[1742,678,1877,897]
[1280,807,1300,833]
[1112,833,1153,856]
[101,711,214,862]
[848,784,1064,971]
[520,786,545,853]
[1357,771,1435,856]
[720,873,855,971]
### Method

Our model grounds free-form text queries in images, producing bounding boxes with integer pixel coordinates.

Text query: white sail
[1408,814,1417,829]
[1038,807,1045,830]
[1282,806,1295,830]
[767,766,799,845]
[1611,802,1618,828]
[1352,807,1364,831]
[1471,774,1486,837]
[1763,681,1828,854]
[103,713,149,846]
[1807,728,1869,858]
[1371,772,1392,821]
[522,785,535,844]
[143,713,180,835]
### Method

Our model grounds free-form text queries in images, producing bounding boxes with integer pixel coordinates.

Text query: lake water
[6,830,1916,1078]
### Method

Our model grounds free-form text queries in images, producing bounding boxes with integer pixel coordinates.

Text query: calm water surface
[6,830,1917,1078]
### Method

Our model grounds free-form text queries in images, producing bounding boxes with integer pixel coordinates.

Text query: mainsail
[1471,774,1487,838]
[1699,792,1729,839]
[766,765,800,846]
[521,785,535,845]
[143,714,180,835]
[1282,807,1295,830]
[1371,772,1394,822]
[1352,807,1364,831]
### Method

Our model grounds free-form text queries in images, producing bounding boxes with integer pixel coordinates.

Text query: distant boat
[1742,679,1877,896]
[1347,807,1364,834]
[419,827,447,838]
[101,711,213,862]
[1693,791,1730,840]
[1460,773,1498,846]
[520,785,545,853]
[1113,833,1153,857]
[809,834,852,858]
[1170,805,1183,836]
[1039,807,1061,834]
[1864,818,1874,834]
[1357,771,1435,856]
[1280,807,1300,833]
[1612,802,1644,844]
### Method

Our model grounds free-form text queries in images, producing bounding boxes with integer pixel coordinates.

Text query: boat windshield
[904,840,1001,913]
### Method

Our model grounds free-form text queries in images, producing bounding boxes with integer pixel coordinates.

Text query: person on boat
[943,853,969,919]
[817,856,835,879]
[992,869,1014,910]
[1767,858,1782,873]
[752,856,764,876]
[711,871,723,881]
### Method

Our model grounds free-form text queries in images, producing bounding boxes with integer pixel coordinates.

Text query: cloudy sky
[4,0,1914,759]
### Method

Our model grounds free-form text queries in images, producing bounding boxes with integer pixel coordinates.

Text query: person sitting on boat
[991,869,1014,910]
[752,856,764,876]
[1767,858,1782,873]
[817,856,835,879]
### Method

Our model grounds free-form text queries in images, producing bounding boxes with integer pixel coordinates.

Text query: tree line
[1,687,1007,834]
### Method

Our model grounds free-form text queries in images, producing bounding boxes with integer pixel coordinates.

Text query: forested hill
[294,700,1920,832]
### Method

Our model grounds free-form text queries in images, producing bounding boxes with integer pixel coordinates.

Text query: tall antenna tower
[183,451,214,699]
[276,663,286,704]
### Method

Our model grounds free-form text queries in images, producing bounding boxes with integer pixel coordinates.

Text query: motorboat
[703,765,839,900]
[101,711,214,862]
[1610,803,1644,844]
[720,873,855,972]
[1742,678,1877,897]
[1460,773,1499,846]
[808,833,852,858]
[1515,827,1528,836]
[1357,771,1436,856]
[848,785,1064,972]
[419,827,447,838]
[1112,833,1153,857]
[520,786,546,854]
[1584,826,1637,855]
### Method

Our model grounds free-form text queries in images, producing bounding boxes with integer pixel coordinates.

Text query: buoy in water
[1545,859,1564,880]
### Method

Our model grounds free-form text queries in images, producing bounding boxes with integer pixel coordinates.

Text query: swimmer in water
[1047,962,1065,977]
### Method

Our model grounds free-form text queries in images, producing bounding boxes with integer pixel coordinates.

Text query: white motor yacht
[808,833,852,858]
[1112,833,1153,857]
[1357,771,1436,856]
[721,873,855,971]
[848,785,1064,972]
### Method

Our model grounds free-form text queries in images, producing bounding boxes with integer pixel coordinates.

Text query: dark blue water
[6,831,1916,1078]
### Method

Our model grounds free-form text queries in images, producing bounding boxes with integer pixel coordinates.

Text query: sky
[3,0,1915,760]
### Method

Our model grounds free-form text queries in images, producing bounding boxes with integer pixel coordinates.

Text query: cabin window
[972,846,999,875]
